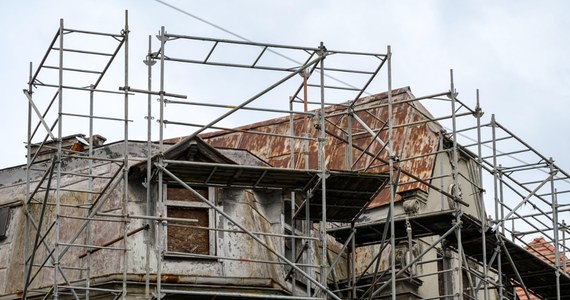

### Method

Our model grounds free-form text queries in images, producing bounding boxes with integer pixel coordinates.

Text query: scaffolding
[14,11,570,300]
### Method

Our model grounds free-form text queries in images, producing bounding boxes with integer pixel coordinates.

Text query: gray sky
[1,0,569,172]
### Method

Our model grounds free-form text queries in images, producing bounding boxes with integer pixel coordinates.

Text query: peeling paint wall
[332,138,487,299]
[0,161,128,293]
[0,203,23,294]
[0,143,308,296]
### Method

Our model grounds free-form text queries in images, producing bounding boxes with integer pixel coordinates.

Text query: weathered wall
[0,128,488,298]
[0,160,300,296]
[424,147,484,220]
[333,139,487,299]
[0,201,23,294]
[0,161,127,294]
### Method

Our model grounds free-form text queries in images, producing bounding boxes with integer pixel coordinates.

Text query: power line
[153,0,373,94]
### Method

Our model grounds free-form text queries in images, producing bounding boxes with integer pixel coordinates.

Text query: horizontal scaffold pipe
[162,54,326,158]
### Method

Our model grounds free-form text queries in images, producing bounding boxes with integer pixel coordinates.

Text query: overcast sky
[1,0,569,173]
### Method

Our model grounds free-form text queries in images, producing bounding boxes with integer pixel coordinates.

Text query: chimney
[28,134,107,162]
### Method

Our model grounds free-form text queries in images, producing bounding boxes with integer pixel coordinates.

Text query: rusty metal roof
[200,87,442,208]
[130,137,389,222]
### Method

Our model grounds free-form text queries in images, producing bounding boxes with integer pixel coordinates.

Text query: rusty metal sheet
[201,87,441,209]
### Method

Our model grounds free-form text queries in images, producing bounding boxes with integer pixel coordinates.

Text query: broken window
[0,207,10,240]
[165,186,215,256]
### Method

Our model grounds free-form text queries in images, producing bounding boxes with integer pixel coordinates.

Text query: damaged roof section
[199,87,442,208]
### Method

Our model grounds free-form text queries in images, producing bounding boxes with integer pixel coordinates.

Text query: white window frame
[164,185,217,258]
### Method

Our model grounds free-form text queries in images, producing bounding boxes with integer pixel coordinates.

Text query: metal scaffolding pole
[490,114,504,299]
[318,42,328,297]
[387,45,397,300]
[551,158,562,300]
[288,98,297,296]
[475,90,488,300]
[449,70,464,299]
[156,24,166,299]
[143,34,155,300]
[121,11,130,299]
[23,61,33,299]
[53,18,65,299]
[85,85,95,300]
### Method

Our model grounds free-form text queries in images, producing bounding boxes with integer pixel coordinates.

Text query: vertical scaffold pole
[450,69,463,299]
[350,227,356,299]
[562,220,568,274]
[143,34,155,300]
[475,90,488,300]
[490,114,503,299]
[347,97,356,299]
[24,61,33,298]
[86,84,95,300]
[288,98,297,295]
[346,106,353,170]
[156,25,167,299]
[53,18,65,300]
[121,10,130,299]
[318,41,328,297]
[498,168,504,236]
[550,158,561,300]
[387,45,396,300]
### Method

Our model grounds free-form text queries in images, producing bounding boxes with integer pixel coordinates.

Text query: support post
[23,61,33,299]
[143,33,155,300]
[288,98,297,295]
[351,227,356,299]
[387,45,396,300]
[490,114,504,299]
[449,69,463,299]
[156,25,167,299]
[346,108,353,170]
[318,42,328,297]
[550,158,561,300]
[475,89,488,300]
[121,10,130,299]
[53,18,65,299]
[85,84,95,300]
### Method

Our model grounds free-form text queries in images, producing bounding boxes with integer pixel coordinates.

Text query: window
[0,207,9,240]
[165,186,215,256]
[437,251,453,300]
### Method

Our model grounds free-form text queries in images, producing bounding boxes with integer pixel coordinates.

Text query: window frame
[164,185,217,258]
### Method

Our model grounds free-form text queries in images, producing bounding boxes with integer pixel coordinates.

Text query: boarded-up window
[167,206,209,254]
[0,207,9,240]
[166,186,213,256]
[167,186,208,202]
